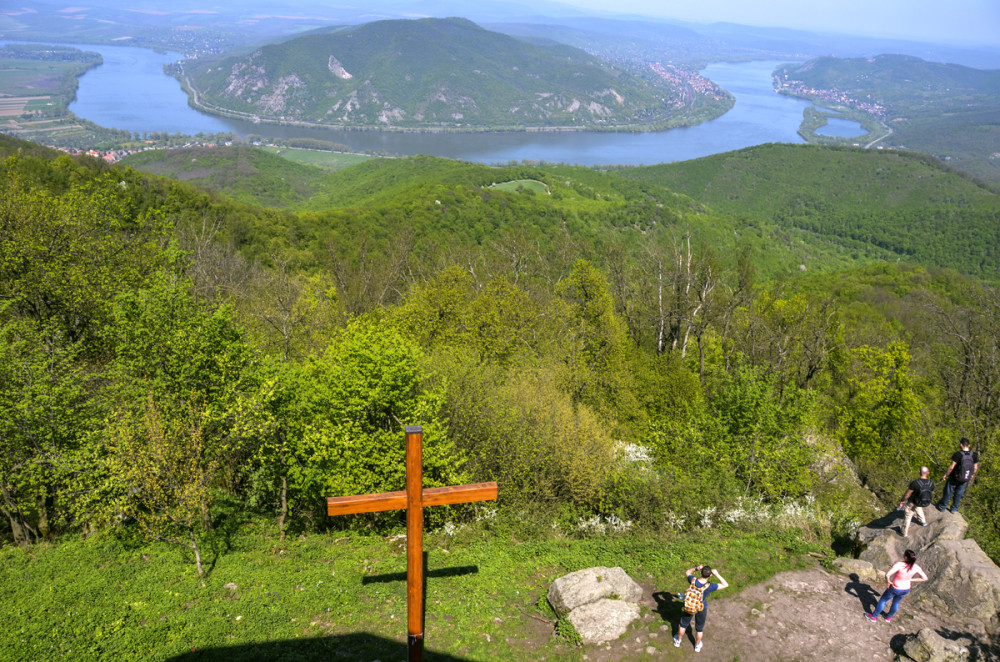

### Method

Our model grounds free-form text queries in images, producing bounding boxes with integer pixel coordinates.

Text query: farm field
[0,57,87,96]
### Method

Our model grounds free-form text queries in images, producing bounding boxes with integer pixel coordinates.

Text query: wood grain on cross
[327,425,498,662]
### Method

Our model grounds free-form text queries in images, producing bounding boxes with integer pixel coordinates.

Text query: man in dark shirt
[936,437,979,514]
[898,466,933,537]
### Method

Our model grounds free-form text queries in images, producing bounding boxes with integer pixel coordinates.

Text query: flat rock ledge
[548,566,643,645]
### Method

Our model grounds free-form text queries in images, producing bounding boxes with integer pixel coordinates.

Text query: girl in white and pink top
[867,549,928,623]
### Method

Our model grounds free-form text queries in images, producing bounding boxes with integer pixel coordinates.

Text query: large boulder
[547,566,643,617]
[566,598,642,645]
[917,538,1000,629]
[901,628,970,662]
[548,566,645,645]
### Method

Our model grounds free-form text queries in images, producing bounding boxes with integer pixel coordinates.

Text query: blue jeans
[873,586,909,619]
[938,480,968,512]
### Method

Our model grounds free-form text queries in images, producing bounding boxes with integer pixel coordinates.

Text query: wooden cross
[327,425,498,662]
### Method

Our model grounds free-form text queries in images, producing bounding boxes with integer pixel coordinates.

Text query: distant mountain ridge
[182,17,694,130]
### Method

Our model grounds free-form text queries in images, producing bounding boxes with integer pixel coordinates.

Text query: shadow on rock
[164,633,471,662]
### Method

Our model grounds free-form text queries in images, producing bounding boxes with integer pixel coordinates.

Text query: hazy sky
[559,0,1000,45]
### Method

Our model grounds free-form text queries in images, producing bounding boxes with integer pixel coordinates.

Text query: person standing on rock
[937,437,979,514]
[674,564,728,653]
[867,549,928,623]
[898,466,934,538]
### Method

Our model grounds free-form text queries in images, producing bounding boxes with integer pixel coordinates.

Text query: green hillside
[4,131,1000,660]
[121,146,327,208]
[618,143,1000,279]
[182,17,723,131]
[119,142,1000,283]
[775,55,1000,184]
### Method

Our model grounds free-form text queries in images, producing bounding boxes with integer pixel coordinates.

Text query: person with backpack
[673,564,728,653]
[898,466,934,538]
[866,549,928,623]
[937,437,980,514]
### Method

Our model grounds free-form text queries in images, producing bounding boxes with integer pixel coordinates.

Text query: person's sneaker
[901,533,908,538]
[884,617,892,623]
[950,509,959,514]
[919,520,929,526]
[673,636,681,648]
[935,504,945,512]
[866,613,878,622]
[695,642,703,653]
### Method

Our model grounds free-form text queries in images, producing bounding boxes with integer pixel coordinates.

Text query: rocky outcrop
[853,507,1000,633]
[547,566,643,644]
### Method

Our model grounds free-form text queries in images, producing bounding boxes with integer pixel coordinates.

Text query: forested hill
[182,17,695,130]
[121,142,1000,281]
[774,55,1000,184]
[777,54,1000,107]
[617,144,1000,279]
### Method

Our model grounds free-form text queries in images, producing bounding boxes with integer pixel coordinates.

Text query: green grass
[262,146,373,171]
[489,179,550,195]
[0,509,823,661]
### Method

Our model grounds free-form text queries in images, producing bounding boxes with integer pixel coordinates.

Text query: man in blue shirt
[674,563,729,653]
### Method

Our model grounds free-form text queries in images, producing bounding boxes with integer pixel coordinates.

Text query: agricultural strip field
[0,58,82,95]
[0,95,52,117]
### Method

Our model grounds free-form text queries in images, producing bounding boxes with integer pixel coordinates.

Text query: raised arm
[711,569,729,590]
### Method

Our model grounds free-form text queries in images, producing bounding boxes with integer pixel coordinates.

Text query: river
[5,41,865,165]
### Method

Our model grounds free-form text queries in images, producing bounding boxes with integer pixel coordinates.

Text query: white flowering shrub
[722,495,767,524]
[616,441,654,466]
[575,513,634,535]
[606,514,634,533]
[663,511,686,530]
[577,515,606,534]
[697,506,717,529]
[475,506,498,523]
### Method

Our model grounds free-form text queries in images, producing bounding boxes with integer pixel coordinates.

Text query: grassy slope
[0,511,821,661]
[616,143,1000,279]
[121,146,326,209]
[259,146,372,171]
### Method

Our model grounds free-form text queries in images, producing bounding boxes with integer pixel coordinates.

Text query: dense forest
[4,130,1000,658]
[3,132,998,567]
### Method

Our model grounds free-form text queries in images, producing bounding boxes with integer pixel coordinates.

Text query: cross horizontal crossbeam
[327,482,498,516]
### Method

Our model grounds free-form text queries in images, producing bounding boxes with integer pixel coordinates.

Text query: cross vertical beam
[405,425,423,660]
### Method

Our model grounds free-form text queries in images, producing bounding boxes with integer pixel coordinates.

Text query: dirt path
[577,563,992,661]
